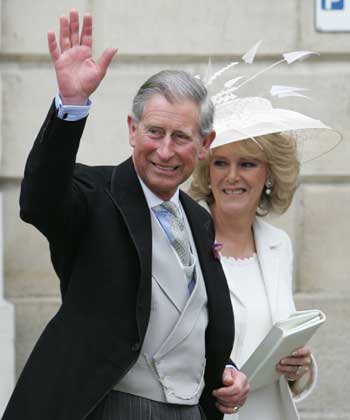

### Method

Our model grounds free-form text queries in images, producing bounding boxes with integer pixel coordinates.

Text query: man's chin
[146,180,180,200]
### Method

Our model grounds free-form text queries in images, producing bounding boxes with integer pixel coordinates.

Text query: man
[2,9,248,420]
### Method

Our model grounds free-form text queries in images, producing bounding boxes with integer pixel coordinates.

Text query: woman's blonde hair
[189,133,300,216]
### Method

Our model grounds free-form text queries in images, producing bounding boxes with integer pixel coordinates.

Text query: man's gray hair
[131,70,214,139]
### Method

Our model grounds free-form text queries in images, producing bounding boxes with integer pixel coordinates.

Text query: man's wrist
[55,94,91,121]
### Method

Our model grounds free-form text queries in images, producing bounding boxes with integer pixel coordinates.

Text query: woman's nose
[227,165,240,183]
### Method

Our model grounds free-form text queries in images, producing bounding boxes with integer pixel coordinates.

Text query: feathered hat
[199,41,341,162]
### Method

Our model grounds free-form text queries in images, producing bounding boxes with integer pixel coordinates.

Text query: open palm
[48,10,117,105]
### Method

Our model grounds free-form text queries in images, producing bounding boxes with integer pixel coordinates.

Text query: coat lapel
[180,192,235,360]
[254,219,283,324]
[106,157,153,337]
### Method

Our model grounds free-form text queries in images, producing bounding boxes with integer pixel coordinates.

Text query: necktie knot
[158,201,181,219]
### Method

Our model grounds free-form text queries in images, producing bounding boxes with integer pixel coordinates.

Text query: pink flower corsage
[212,240,224,260]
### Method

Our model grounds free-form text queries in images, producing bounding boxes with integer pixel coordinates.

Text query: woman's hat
[200,41,342,162]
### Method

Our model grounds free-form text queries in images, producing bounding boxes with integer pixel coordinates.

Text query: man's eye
[148,128,163,137]
[173,133,190,141]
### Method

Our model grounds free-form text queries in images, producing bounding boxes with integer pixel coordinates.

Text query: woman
[189,44,341,418]
[189,130,318,419]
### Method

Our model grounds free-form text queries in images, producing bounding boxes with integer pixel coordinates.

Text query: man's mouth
[152,162,179,172]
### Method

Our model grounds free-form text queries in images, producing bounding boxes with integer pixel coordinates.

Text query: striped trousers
[87,391,206,420]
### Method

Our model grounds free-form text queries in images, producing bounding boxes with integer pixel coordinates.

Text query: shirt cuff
[55,94,91,121]
[225,364,237,370]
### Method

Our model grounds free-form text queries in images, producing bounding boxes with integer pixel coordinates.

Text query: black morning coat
[1,103,235,420]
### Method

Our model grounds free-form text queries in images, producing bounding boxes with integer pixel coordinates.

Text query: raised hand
[48,9,117,105]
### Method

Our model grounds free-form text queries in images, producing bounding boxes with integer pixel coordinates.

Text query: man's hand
[48,9,117,105]
[212,367,249,414]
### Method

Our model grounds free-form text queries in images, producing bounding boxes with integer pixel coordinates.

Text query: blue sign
[321,0,345,10]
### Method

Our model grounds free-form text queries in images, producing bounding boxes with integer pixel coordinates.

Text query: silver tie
[153,201,191,266]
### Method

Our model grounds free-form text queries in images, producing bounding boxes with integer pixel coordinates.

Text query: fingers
[59,15,71,52]
[291,346,311,357]
[69,9,80,46]
[80,12,93,47]
[277,349,312,381]
[280,355,312,367]
[47,31,60,62]
[277,364,309,382]
[279,346,312,369]
[215,385,249,413]
[213,370,250,414]
[58,9,90,53]
[98,48,118,77]
[221,367,235,386]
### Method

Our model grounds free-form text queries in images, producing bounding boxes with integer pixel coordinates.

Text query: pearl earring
[265,177,273,196]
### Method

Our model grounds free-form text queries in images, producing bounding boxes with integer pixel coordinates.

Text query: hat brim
[212,107,342,163]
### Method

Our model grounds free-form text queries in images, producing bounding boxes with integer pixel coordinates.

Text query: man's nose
[157,136,175,160]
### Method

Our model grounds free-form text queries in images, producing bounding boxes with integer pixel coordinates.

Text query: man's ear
[198,130,216,160]
[127,115,137,147]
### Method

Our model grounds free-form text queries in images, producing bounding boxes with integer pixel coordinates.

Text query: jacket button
[131,342,140,352]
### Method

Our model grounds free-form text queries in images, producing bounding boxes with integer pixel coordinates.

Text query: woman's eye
[213,160,228,167]
[241,161,257,168]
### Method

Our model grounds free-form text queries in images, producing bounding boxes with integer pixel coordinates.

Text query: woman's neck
[210,204,256,259]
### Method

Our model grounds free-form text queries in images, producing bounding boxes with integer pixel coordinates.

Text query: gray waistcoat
[114,210,208,405]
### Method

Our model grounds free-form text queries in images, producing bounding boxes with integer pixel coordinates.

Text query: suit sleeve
[19,101,88,242]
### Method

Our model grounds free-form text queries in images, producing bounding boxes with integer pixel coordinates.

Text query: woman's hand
[276,346,312,382]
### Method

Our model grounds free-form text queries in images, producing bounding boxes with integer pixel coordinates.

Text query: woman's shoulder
[253,218,291,245]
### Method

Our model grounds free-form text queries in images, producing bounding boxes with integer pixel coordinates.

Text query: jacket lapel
[254,219,282,324]
[106,157,153,337]
[180,192,235,359]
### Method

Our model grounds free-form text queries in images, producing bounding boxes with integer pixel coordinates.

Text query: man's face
[128,94,215,200]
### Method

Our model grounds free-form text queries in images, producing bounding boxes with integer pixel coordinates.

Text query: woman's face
[209,142,268,217]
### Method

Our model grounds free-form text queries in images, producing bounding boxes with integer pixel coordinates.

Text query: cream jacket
[199,200,317,420]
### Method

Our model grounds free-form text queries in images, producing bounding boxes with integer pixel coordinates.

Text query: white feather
[270,85,310,96]
[204,57,213,84]
[283,51,320,64]
[206,62,239,86]
[242,40,263,64]
[224,76,246,89]
[275,92,311,99]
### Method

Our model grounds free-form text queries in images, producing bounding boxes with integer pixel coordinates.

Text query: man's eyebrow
[172,129,193,137]
[144,124,164,130]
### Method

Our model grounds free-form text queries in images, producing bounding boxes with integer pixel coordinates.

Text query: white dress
[221,254,286,420]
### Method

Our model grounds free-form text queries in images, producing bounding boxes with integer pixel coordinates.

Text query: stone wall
[1,0,349,418]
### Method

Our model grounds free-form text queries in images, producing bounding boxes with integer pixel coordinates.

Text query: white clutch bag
[240,309,326,391]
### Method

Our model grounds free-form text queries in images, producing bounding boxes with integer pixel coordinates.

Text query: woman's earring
[264,177,273,196]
